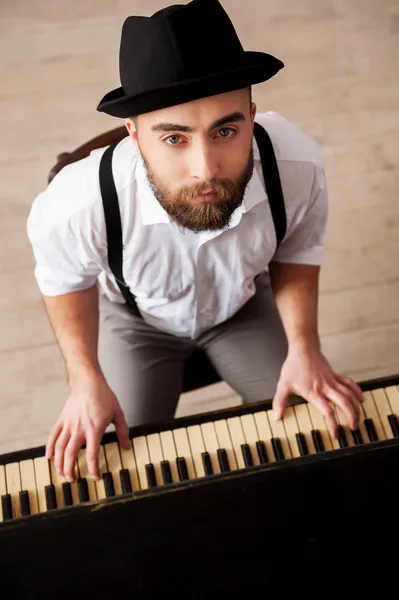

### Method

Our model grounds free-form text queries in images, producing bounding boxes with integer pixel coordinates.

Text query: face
[125,88,256,232]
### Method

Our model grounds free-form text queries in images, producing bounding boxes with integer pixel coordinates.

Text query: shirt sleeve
[26,166,103,296]
[271,159,329,266]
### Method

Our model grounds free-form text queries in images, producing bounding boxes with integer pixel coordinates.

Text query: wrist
[68,363,106,391]
[288,333,320,354]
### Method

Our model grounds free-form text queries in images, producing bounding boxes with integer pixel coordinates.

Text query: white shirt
[27,111,328,339]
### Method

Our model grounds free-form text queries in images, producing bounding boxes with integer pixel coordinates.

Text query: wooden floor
[0,0,398,455]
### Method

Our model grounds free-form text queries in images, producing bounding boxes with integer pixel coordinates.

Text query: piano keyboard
[1,382,399,523]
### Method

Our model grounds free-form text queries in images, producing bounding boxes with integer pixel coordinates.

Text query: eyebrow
[150,111,247,133]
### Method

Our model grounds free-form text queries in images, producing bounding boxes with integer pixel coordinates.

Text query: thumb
[113,406,130,450]
[272,381,290,421]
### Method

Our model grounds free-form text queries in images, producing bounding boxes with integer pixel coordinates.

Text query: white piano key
[172,428,196,480]
[386,385,399,419]
[280,406,301,458]
[19,459,39,515]
[103,442,123,496]
[307,403,333,451]
[240,414,261,466]
[371,388,394,439]
[293,404,317,454]
[160,431,179,483]
[226,417,247,469]
[253,411,275,462]
[5,462,21,519]
[146,434,164,486]
[33,457,51,513]
[200,422,221,475]
[187,425,206,478]
[119,441,140,492]
[78,450,98,501]
[267,409,292,459]
[132,436,151,490]
[362,391,387,441]
[213,420,238,470]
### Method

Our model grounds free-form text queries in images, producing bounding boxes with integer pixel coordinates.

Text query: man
[27,0,363,483]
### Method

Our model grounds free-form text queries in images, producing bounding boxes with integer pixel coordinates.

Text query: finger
[325,382,360,430]
[45,421,63,460]
[85,427,102,481]
[272,382,290,421]
[54,428,71,477]
[308,392,339,439]
[63,432,85,482]
[335,374,364,404]
[113,407,130,450]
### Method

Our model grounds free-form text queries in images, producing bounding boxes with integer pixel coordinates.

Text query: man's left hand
[272,344,364,440]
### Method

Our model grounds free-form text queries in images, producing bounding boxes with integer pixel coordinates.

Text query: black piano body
[0,373,398,598]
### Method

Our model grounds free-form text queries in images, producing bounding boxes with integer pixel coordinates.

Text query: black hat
[97,0,284,118]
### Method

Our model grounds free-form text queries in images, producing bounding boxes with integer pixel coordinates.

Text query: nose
[190,141,219,182]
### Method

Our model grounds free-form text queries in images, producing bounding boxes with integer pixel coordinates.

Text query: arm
[267,159,364,437]
[27,171,130,481]
[268,261,320,352]
[42,285,103,387]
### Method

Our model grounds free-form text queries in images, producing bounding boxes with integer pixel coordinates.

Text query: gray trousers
[98,273,288,428]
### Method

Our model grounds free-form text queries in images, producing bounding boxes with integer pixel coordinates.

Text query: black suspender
[253,122,287,248]
[99,122,287,314]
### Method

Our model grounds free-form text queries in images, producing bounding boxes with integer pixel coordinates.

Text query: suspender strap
[99,144,139,313]
[99,123,287,313]
[253,122,287,247]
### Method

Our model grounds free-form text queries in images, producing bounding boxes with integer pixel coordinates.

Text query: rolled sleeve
[26,173,103,296]
[272,162,329,266]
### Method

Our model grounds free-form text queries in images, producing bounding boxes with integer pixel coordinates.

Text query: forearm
[42,284,103,387]
[268,261,321,351]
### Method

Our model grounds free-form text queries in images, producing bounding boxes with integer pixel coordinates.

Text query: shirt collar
[135,135,266,227]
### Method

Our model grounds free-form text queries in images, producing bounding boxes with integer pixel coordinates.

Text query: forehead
[137,88,250,129]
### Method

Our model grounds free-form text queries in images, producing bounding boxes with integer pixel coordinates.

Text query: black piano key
[202,451,213,475]
[176,457,189,481]
[120,469,133,494]
[62,482,73,506]
[388,414,399,438]
[103,472,115,497]
[296,433,309,456]
[19,491,31,517]
[271,438,285,461]
[161,460,173,485]
[311,430,325,453]
[365,418,379,442]
[351,428,364,445]
[77,477,89,503]
[241,444,253,467]
[217,448,230,472]
[338,425,348,448]
[256,440,269,464]
[145,463,157,488]
[45,484,57,511]
[1,494,13,520]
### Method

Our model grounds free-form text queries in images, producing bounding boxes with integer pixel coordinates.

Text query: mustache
[175,179,237,203]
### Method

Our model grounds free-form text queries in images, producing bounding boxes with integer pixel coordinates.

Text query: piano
[1,373,398,598]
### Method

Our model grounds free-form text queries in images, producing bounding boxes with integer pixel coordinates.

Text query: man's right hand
[45,374,130,482]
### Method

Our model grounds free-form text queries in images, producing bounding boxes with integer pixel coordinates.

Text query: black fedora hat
[97,0,284,118]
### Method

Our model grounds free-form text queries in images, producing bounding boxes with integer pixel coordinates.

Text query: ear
[125,118,138,144]
[250,102,257,123]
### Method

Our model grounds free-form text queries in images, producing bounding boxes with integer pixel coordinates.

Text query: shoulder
[27,136,140,236]
[254,111,324,169]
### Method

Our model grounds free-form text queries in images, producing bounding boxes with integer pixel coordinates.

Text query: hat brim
[96,51,284,118]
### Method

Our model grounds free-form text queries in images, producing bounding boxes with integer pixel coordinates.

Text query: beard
[139,146,254,232]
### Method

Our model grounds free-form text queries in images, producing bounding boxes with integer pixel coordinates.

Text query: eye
[217,127,236,138]
[164,134,182,145]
